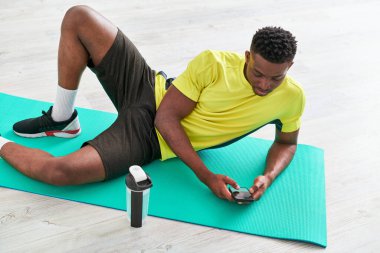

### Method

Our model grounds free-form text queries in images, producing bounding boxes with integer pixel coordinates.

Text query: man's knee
[62,5,93,32]
[43,158,73,186]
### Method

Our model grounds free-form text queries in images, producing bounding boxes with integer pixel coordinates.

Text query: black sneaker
[13,106,81,138]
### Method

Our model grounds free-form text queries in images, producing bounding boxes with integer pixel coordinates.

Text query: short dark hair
[250,26,297,63]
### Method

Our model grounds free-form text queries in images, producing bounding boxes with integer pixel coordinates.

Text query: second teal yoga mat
[0,93,327,247]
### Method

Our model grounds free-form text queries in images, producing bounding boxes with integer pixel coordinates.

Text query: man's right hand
[204,173,240,201]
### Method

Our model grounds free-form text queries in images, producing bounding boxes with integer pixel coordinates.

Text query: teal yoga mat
[0,93,327,247]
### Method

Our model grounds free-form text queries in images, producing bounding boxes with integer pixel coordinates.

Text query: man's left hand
[249,175,272,200]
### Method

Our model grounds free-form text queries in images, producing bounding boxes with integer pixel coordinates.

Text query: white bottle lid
[129,165,148,183]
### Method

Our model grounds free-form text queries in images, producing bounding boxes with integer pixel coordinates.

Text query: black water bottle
[125,165,153,227]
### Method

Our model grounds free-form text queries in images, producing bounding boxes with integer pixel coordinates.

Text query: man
[0,5,304,201]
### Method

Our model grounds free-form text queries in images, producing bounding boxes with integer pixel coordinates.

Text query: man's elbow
[154,112,163,131]
[154,111,170,132]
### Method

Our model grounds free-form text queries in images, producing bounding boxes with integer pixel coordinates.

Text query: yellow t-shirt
[154,50,305,160]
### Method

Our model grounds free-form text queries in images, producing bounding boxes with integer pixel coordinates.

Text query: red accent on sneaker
[45,129,80,136]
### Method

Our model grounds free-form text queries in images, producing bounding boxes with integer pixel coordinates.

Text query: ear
[245,50,251,63]
[287,61,294,70]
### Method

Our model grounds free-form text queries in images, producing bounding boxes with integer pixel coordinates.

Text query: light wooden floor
[1,0,379,252]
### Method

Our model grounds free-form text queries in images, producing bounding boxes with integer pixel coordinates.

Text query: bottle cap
[125,165,153,191]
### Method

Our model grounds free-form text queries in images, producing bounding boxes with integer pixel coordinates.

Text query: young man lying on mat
[0,5,304,202]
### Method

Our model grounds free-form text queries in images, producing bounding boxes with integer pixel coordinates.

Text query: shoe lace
[39,110,54,130]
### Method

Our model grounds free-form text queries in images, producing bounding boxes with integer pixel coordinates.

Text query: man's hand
[249,175,272,200]
[205,173,240,201]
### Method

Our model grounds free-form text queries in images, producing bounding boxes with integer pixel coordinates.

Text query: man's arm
[249,128,299,200]
[155,85,238,200]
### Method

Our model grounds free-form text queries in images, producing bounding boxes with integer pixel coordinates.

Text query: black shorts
[84,29,161,180]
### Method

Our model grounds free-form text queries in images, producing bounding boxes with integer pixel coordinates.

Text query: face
[244,50,293,96]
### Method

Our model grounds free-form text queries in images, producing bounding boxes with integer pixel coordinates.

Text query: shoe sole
[14,128,81,138]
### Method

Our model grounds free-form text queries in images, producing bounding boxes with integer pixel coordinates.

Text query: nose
[257,77,271,90]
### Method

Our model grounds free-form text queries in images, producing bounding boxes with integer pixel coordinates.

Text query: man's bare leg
[0,6,119,185]
[0,144,105,185]
[53,5,118,121]
[58,5,117,89]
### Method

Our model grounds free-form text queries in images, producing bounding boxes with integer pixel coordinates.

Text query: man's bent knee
[62,5,94,33]
[42,158,73,186]
[41,152,106,186]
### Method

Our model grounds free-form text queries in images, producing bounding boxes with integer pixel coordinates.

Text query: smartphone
[228,186,254,204]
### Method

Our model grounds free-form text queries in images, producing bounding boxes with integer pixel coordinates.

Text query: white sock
[51,85,78,122]
[0,136,12,151]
